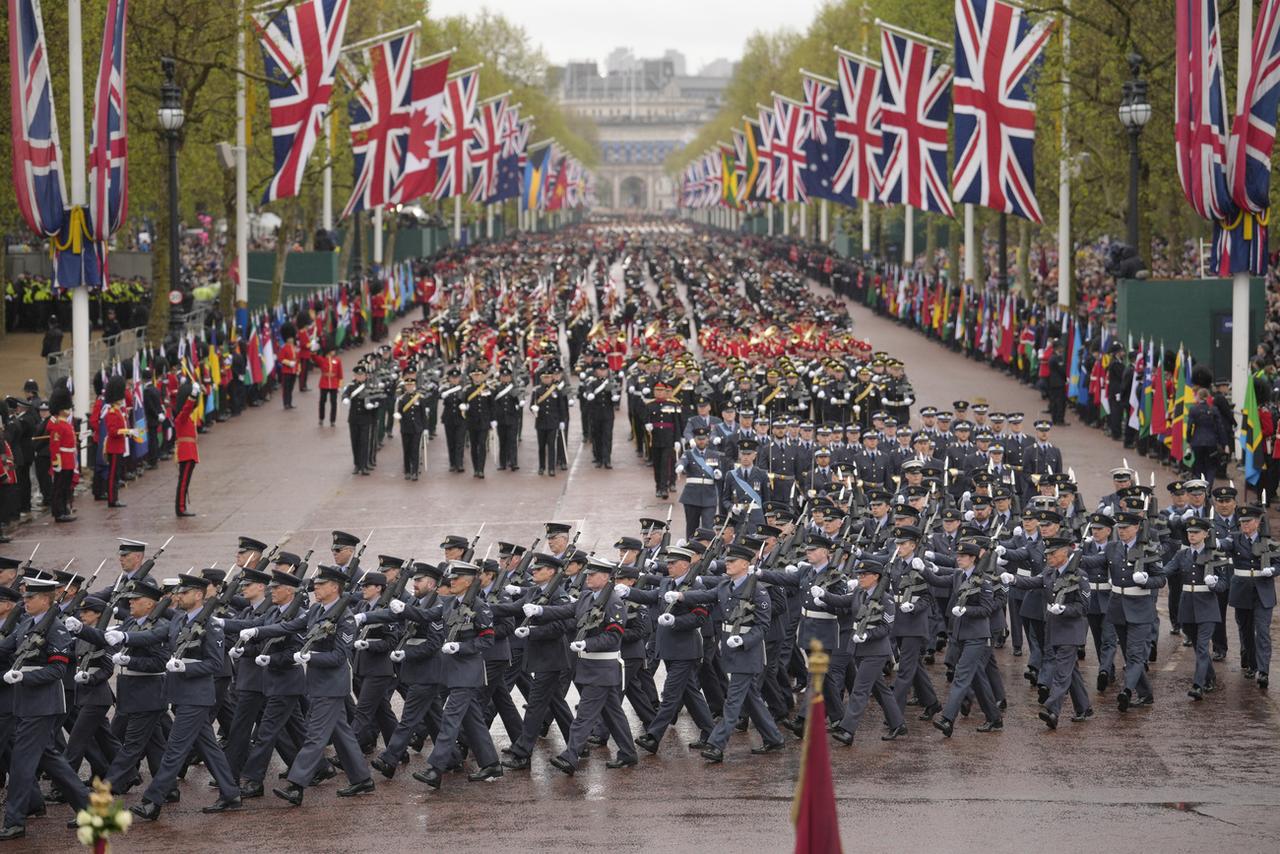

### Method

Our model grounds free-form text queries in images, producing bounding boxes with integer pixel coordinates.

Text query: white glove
[354,639,370,650]
[1000,572,1016,585]
[490,420,497,429]
[675,464,685,474]
[389,650,406,663]
[111,652,130,666]
[513,626,530,639]
[1014,525,1024,538]
[353,612,368,626]
[2,670,21,684]
[1263,567,1276,578]
[911,557,925,570]
[962,490,971,504]
[342,397,350,406]
[712,436,722,445]
[997,558,1008,567]
[239,628,258,642]
[611,396,620,403]
[442,642,460,655]
[645,423,653,432]
[853,632,868,644]
[505,585,523,596]
[523,603,543,618]
[559,422,567,431]
[569,640,587,653]
[586,393,596,401]
[995,545,1006,556]
[663,590,681,604]
[1131,570,1149,585]
[1047,603,1066,615]
[459,403,469,413]
[951,605,967,617]
[924,550,937,560]
[74,670,91,684]
[165,658,186,673]
[531,405,540,414]
[567,398,576,407]
[393,412,402,421]
[211,616,224,628]
[63,616,83,634]
[293,651,311,665]
[785,564,799,573]
[673,441,682,453]
[726,634,744,648]
[1203,574,1219,587]
[809,585,826,601]
[964,510,975,521]
[105,630,126,646]
[228,646,244,661]
[817,390,826,399]
[255,654,271,667]
[389,599,406,615]
[657,613,676,627]
[713,469,722,480]
[614,584,630,598]
[899,601,915,613]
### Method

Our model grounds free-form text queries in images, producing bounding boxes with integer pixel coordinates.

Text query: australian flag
[800,74,856,207]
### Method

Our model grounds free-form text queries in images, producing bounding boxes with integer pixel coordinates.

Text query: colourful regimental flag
[1240,369,1263,485]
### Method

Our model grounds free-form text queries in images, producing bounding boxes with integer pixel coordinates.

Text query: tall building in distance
[554,49,731,212]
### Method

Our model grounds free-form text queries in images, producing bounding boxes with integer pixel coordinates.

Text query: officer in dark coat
[461,367,495,478]
[439,368,467,472]
[343,364,376,475]
[394,375,428,480]
[645,382,683,498]
[491,366,523,471]
[584,359,620,469]
[1162,518,1230,698]
[531,368,571,477]
[0,576,89,840]
[1187,390,1229,486]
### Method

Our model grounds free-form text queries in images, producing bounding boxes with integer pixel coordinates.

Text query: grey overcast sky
[426,0,825,74]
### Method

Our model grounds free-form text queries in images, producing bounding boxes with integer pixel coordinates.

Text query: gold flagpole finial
[807,638,829,695]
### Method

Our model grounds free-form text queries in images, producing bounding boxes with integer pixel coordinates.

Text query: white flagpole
[964,204,976,283]
[1057,4,1070,308]
[453,195,462,244]
[820,198,829,243]
[799,202,808,239]
[373,207,383,272]
[236,1,249,306]
[767,202,775,236]
[1233,0,1252,412]
[861,200,871,253]
[69,0,90,433]
[904,205,914,267]
[783,202,791,236]
[322,111,333,232]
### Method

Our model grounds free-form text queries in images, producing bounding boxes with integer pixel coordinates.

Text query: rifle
[105,535,174,619]
[661,546,710,616]
[392,589,439,653]
[256,556,315,657]
[574,564,621,642]
[61,561,104,617]
[489,537,540,603]
[298,592,354,657]
[349,529,375,573]
[461,523,485,563]
[9,582,77,671]
[659,505,673,551]
[444,573,485,643]
[357,554,414,642]
[517,567,568,629]
[852,571,891,637]
[0,543,40,639]
[727,544,767,635]
[172,568,242,660]
[251,532,295,573]
[1050,549,1083,607]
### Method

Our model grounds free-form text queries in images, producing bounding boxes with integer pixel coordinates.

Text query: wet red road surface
[9,301,1280,853]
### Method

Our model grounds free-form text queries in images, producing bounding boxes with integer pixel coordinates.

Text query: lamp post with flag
[1117,52,1150,257]
[158,57,185,338]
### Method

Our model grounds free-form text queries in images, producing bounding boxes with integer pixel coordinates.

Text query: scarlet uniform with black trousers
[315,351,343,426]
[46,391,77,521]
[173,385,199,516]
[102,376,128,507]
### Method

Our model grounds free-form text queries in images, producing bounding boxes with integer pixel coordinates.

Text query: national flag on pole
[256,0,350,203]
[1240,368,1263,484]
[754,105,777,202]
[952,0,1054,222]
[771,94,810,203]
[720,143,738,206]
[431,67,480,200]
[493,114,529,203]
[1174,0,1232,221]
[878,28,954,215]
[1151,353,1168,436]
[9,0,67,238]
[791,645,843,854]
[801,71,854,205]
[88,0,130,241]
[833,49,884,202]
[1169,347,1192,463]
[1227,0,1280,214]
[341,28,415,218]
[522,141,551,212]
[468,93,507,203]
[391,52,448,204]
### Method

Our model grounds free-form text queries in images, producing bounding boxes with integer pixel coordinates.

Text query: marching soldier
[394,375,428,481]
[531,368,569,477]
[645,382,683,498]
[440,368,467,473]
[462,366,495,478]
[584,359,619,469]
[492,365,523,471]
[1164,518,1230,699]
[343,364,375,476]
[675,426,723,538]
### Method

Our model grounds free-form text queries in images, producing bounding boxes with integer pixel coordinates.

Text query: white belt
[722,626,752,634]
[684,477,715,485]
[179,658,201,665]
[404,638,428,646]
[1016,569,1034,577]
[1234,570,1263,578]
[121,668,162,677]
[802,609,837,620]
[1187,584,1212,593]
[19,665,44,673]
[577,650,621,661]
[1117,586,1151,597]
[1092,582,1112,592]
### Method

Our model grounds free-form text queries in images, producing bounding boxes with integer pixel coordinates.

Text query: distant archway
[620,176,647,209]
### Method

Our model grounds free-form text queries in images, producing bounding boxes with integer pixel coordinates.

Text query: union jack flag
[771,95,808,203]
[341,29,415,218]
[833,50,883,202]
[431,68,479,200]
[1175,0,1232,221]
[1227,0,1280,213]
[88,0,129,241]
[8,0,67,237]
[256,0,349,204]
[802,76,832,145]
[952,0,1054,222]
[391,53,450,205]
[467,94,507,203]
[731,126,750,204]
[754,105,776,202]
[878,30,954,216]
